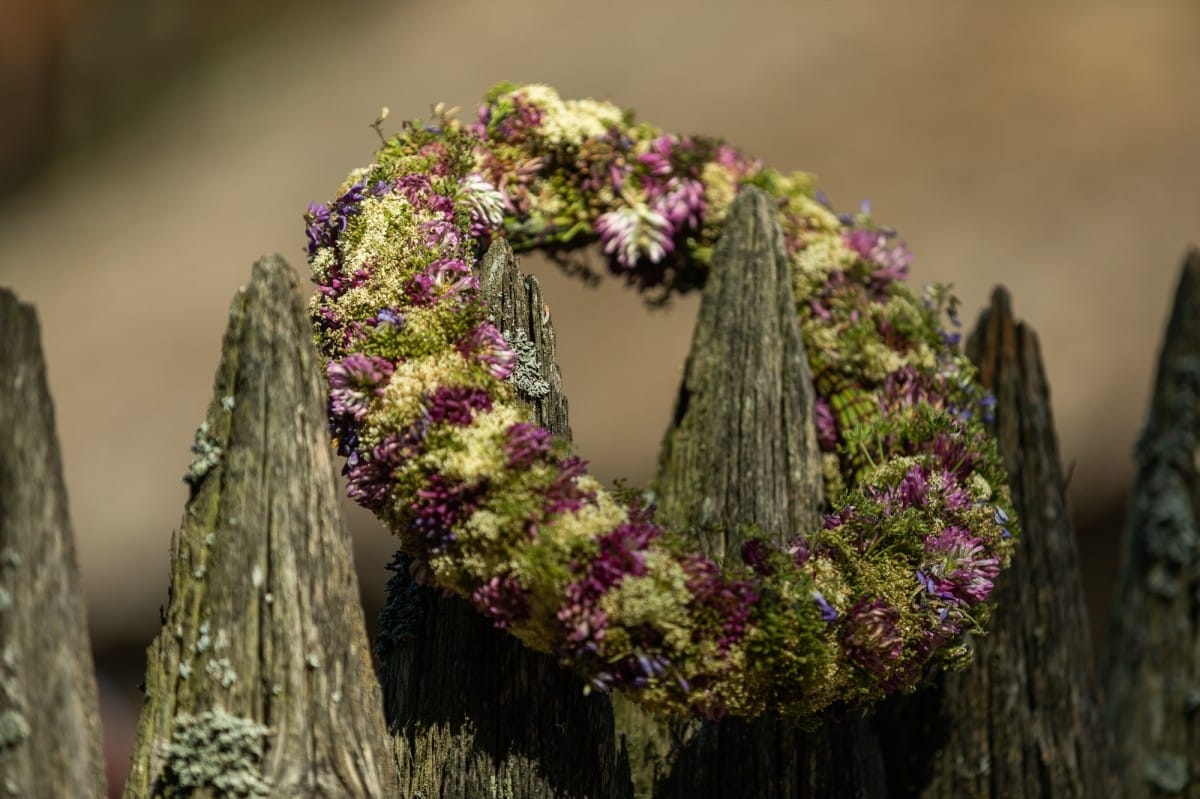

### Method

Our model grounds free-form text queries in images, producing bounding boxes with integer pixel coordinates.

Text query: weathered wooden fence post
[1103,248,1200,798]
[122,256,397,797]
[0,289,107,798]
[622,187,884,798]
[375,239,633,798]
[877,287,1118,797]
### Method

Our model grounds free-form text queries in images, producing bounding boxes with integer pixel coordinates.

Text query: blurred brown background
[2,0,1198,792]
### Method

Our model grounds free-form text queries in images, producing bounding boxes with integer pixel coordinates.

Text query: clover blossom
[922,525,1002,604]
[842,597,904,676]
[503,421,554,468]
[426,386,492,426]
[472,573,530,629]
[595,204,673,268]
[458,322,517,379]
[345,429,421,512]
[405,258,478,306]
[327,354,395,421]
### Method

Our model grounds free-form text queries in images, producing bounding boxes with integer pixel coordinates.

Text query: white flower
[594,205,671,268]
[459,173,508,228]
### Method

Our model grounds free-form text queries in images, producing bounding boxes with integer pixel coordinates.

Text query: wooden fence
[1,190,1196,797]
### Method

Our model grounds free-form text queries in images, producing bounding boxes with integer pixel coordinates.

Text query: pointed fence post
[641,187,886,798]
[122,256,397,798]
[1103,248,1200,798]
[0,289,107,798]
[877,287,1118,797]
[375,239,633,799]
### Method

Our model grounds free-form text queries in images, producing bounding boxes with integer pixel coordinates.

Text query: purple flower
[472,573,530,629]
[305,202,332,256]
[868,464,932,514]
[504,422,554,468]
[327,354,395,421]
[637,135,675,176]
[979,392,997,424]
[740,538,776,576]
[842,597,903,675]
[410,473,487,554]
[922,525,1001,603]
[682,553,759,654]
[426,386,492,426]
[994,505,1012,538]
[556,517,661,659]
[345,429,423,511]
[486,92,545,141]
[649,176,706,232]
[374,308,404,328]
[844,228,913,284]
[395,173,434,206]
[542,456,596,516]
[306,181,369,259]
[814,396,838,451]
[406,259,478,306]
[930,432,980,480]
[458,322,517,379]
[420,215,463,251]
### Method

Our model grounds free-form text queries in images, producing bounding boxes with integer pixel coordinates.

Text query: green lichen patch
[161,709,271,798]
[0,710,30,750]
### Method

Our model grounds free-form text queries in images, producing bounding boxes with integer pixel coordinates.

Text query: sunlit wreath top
[305,82,1017,719]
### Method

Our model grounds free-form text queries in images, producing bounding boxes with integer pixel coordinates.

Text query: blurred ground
[2,0,1198,792]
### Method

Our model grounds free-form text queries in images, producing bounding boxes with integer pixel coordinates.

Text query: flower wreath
[305,83,1017,719]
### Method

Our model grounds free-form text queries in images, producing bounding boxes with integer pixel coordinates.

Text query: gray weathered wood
[1102,248,1200,798]
[654,186,824,554]
[878,287,1117,797]
[645,187,884,799]
[122,256,397,798]
[0,289,107,798]
[378,238,632,799]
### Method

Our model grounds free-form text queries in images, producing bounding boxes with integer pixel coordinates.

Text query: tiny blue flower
[812,591,838,622]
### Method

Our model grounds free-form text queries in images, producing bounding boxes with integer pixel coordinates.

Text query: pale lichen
[0,710,30,750]
[184,420,222,487]
[161,709,271,798]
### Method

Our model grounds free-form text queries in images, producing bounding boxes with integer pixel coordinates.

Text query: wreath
[305,83,1017,719]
